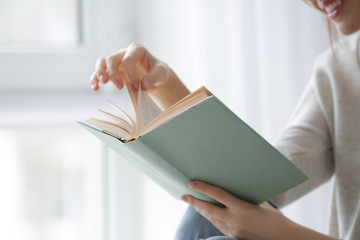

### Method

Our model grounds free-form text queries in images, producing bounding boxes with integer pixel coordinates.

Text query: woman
[89,0,360,239]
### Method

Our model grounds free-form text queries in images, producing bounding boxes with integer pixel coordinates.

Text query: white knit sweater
[272,31,360,240]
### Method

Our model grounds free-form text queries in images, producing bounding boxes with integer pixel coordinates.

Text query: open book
[86,86,212,142]
[80,86,308,204]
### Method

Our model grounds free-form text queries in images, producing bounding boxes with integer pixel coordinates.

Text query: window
[0,0,80,45]
[0,127,104,240]
[0,0,128,238]
[0,0,106,91]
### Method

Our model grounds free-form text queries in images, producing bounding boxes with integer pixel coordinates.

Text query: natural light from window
[0,0,80,45]
[0,127,103,240]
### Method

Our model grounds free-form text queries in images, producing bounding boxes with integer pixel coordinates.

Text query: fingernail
[181,195,188,202]
[91,84,96,91]
[189,181,198,189]
[114,81,123,89]
[99,74,106,83]
[144,79,151,90]
[132,80,139,91]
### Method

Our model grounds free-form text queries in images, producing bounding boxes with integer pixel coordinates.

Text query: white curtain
[183,1,333,233]
[129,0,334,237]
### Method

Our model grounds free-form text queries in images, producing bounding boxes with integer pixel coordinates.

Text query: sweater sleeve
[271,55,335,208]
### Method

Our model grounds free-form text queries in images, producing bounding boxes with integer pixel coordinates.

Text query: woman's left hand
[182,181,291,240]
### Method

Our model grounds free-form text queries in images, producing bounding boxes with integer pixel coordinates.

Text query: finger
[121,43,148,91]
[89,73,99,91]
[182,194,227,222]
[106,51,126,89]
[183,194,251,239]
[141,62,168,91]
[94,58,109,84]
[183,195,229,236]
[189,181,249,208]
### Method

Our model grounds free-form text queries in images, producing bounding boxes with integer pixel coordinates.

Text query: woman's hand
[182,181,340,240]
[89,43,190,109]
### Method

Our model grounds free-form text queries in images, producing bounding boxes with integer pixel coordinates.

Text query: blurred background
[0,0,334,239]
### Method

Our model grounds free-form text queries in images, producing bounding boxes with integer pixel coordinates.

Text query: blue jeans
[174,206,237,240]
[174,201,278,240]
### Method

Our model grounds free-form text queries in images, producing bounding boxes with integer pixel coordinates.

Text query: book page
[88,86,212,141]
[98,109,134,133]
[126,83,162,135]
[106,99,136,127]
[135,90,162,132]
[86,118,132,139]
[137,86,212,137]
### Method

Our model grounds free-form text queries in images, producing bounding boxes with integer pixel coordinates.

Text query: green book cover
[79,95,308,204]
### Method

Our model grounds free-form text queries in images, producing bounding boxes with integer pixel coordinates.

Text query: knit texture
[272,31,360,240]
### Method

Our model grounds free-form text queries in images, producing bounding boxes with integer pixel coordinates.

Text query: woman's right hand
[89,43,190,109]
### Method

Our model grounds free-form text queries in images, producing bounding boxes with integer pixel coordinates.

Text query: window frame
[0,0,137,238]
[0,0,132,92]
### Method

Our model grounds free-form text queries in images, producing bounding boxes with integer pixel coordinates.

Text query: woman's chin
[335,20,360,35]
